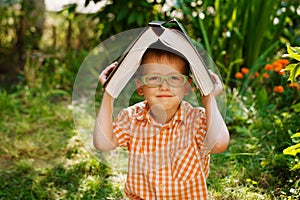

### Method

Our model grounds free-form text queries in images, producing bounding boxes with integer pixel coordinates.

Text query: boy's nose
[159,79,170,89]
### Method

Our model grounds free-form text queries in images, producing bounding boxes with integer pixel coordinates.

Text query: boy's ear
[136,79,144,95]
[184,78,192,95]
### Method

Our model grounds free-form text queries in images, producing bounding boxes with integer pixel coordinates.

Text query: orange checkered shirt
[113,101,210,199]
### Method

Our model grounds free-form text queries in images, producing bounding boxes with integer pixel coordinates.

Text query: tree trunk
[0,0,45,85]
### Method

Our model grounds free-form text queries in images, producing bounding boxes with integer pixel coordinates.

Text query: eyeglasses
[140,73,189,88]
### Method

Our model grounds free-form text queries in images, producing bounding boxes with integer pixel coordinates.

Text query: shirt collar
[135,101,149,121]
[135,101,186,125]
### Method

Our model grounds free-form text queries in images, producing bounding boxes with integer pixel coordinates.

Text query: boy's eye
[145,75,161,83]
[148,76,159,81]
[169,75,185,83]
[170,75,180,80]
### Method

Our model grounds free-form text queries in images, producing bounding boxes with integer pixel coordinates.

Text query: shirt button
[158,183,165,190]
[159,158,163,165]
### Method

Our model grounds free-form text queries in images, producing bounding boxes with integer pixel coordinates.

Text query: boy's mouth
[156,94,173,98]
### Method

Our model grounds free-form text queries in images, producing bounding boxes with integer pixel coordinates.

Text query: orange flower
[241,67,249,74]
[235,72,243,79]
[273,62,282,70]
[273,86,284,93]
[273,62,285,75]
[289,82,298,88]
[264,64,273,71]
[262,73,270,79]
[255,72,260,78]
[277,59,289,66]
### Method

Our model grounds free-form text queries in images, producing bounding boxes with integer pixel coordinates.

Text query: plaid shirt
[113,101,210,199]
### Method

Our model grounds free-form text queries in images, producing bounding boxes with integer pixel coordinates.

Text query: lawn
[1,0,300,199]
[1,86,299,199]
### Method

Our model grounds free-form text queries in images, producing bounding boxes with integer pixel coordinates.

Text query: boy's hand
[98,62,118,86]
[201,70,223,106]
[209,70,223,97]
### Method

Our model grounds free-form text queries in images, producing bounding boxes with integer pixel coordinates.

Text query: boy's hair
[138,47,190,76]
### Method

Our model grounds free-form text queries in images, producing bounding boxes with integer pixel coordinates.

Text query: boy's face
[136,55,191,118]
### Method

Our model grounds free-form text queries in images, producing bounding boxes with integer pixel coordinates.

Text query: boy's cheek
[184,83,191,95]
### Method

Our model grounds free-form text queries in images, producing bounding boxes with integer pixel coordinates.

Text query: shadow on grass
[0,159,123,199]
[0,89,124,199]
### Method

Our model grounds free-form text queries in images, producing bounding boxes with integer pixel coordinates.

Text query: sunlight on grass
[0,84,299,199]
[0,90,125,199]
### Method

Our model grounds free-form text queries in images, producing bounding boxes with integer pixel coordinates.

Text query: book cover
[104,18,215,98]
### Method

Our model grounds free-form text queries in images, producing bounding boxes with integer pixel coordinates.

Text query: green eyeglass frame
[140,73,189,88]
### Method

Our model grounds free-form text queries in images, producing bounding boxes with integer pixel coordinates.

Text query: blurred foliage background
[0,0,299,199]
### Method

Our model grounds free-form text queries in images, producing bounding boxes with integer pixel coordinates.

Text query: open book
[103,18,215,98]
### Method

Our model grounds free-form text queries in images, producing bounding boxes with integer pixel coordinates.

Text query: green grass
[207,88,300,199]
[0,87,299,199]
[0,89,124,199]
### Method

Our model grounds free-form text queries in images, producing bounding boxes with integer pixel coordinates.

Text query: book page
[105,28,158,98]
[160,29,214,96]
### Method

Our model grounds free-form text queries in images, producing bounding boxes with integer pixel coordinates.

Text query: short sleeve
[192,107,210,178]
[192,107,207,147]
[113,109,131,148]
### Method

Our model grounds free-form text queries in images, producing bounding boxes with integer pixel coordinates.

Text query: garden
[0,0,299,199]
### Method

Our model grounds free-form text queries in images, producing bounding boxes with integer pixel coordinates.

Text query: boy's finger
[105,62,118,75]
[98,62,118,85]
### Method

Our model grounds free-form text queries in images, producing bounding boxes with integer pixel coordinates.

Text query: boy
[94,47,230,199]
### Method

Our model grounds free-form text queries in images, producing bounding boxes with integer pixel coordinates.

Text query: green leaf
[127,12,137,25]
[292,102,300,112]
[136,15,144,27]
[286,45,300,61]
[255,87,268,108]
[291,162,300,170]
[116,9,128,21]
[291,132,300,138]
[285,63,297,71]
[290,46,300,53]
[283,143,300,156]
[287,63,300,83]
[296,64,300,77]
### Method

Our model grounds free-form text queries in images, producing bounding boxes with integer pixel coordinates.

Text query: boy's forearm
[202,95,230,153]
[93,92,118,151]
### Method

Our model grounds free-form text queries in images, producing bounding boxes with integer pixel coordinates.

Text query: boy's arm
[202,71,230,154]
[93,63,119,151]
